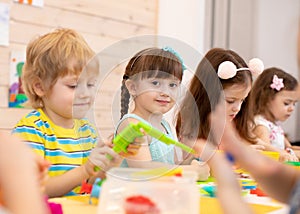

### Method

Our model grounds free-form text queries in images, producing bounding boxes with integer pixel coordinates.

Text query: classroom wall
[0,0,158,139]
[157,0,206,85]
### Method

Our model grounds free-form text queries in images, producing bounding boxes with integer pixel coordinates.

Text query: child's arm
[253,125,271,144]
[0,132,49,214]
[178,136,210,181]
[193,138,253,214]
[45,142,121,197]
[209,150,253,214]
[254,126,298,162]
[210,104,300,203]
[224,128,299,202]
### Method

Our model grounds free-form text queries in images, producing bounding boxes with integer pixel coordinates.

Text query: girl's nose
[160,91,169,98]
[232,102,242,113]
[159,85,170,97]
[288,105,295,112]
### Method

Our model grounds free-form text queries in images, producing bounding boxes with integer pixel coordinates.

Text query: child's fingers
[33,154,50,193]
[139,128,147,135]
[104,146,119,158]
[89,146,115,168]
[121,144,141,157]
[249,144,265,151]
[133,136,145,144]
[95,139,107,148]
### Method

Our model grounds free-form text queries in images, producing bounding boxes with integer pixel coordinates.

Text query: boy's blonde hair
[22,28,96,108]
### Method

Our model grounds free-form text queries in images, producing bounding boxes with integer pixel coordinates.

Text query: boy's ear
[125,79,137,96]
[32,79,45,97]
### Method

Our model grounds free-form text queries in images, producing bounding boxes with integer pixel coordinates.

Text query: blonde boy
[13,28,121,197]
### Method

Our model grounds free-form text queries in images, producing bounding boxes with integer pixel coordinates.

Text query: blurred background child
[176,47,264,161]
[116,47,210,180]
[13,28,123,197]
[202,100,300,214]
[249,67,299,161]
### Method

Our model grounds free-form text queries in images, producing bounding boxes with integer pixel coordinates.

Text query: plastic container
[97,167,200,214]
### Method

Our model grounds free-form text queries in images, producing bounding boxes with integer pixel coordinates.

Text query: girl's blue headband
[162,46,187,71]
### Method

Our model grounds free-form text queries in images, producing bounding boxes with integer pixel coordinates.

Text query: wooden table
[49,195,286,214]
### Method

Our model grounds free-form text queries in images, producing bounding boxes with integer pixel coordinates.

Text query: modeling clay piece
[124,195,160,214]
[201,186,216,197]
[45,197,63,214]
[94,121,195,171]
[89,178,106,204]
[250,188,267,197]
[114,122,195,154]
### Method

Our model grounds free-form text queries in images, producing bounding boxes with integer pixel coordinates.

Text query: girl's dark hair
[120,47,184,119]
[249,67,298,121]
[176,47,253,143]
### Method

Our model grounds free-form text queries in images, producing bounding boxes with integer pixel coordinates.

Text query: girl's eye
[151,81,160,86]
[226,100,234,104]
[169,83,178,88]
[87,83,96,87]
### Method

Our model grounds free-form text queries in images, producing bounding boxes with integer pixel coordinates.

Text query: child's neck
[262,111,277,123]
[132,110,163,128]
[42,107,74,129]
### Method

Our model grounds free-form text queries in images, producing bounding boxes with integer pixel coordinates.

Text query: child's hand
[190,159,210,181]
[120,135,145,157]
[107,131,145,158]
[120,143,141,157]
[87,141,122,174]
[279,150,298,162]
[34,155,50,193]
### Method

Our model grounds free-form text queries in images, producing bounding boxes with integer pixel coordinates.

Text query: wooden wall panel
[45,0,157,27]
[0,0,158,139]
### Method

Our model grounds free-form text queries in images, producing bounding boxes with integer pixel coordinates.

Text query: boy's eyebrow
[62,75,79,81]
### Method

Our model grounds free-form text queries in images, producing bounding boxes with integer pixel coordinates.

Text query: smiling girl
[114,47,210,180]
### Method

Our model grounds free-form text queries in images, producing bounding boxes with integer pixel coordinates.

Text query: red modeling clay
[124,195,160,214]
[250,188,267,197]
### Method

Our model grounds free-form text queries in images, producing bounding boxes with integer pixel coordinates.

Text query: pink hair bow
[270,74,284,91]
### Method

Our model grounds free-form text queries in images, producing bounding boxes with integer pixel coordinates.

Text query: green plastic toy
[94,121,195,171]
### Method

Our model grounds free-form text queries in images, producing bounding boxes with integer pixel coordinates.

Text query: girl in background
[116,47,210,180]
[176,47,264,159]
[249,67,299,161]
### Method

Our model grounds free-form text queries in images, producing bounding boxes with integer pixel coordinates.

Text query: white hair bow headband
[217,58,264,79]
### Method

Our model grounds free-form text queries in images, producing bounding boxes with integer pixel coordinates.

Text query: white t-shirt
[254,115,285,150]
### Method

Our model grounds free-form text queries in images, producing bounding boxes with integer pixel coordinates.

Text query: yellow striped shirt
[13,108,98,196]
